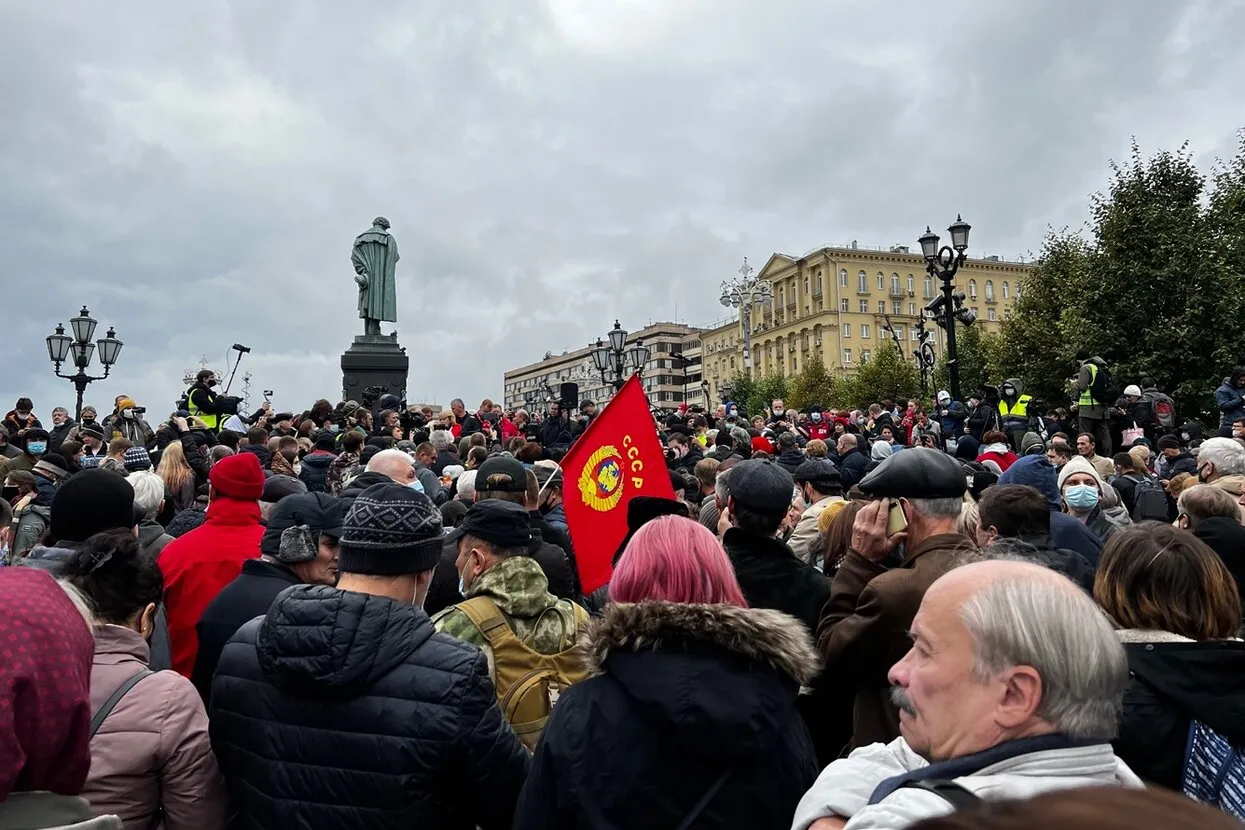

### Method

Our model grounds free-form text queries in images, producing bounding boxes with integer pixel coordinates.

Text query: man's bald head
[366,449,417,486]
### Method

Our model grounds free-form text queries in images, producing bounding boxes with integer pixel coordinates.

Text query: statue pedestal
[341,332,409,402]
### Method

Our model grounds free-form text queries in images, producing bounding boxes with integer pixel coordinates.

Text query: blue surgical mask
[328,424,340,433]
[26,441,47,456]
[408,478,425,493]
[457,551,476,597]
[1064,484,1100,511]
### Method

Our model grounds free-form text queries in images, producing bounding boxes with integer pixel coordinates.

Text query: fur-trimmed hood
[583,600,821,687]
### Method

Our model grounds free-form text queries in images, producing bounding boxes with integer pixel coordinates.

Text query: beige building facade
[699,244,1034,403]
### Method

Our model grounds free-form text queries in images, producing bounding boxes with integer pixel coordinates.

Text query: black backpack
[1090,363,1116,403]
[1128,474,1170,521]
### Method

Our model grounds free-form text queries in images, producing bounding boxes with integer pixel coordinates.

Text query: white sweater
[791,737,1143,830]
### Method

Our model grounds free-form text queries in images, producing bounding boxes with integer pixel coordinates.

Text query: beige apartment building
[698,244,1034,403]
[502,322,704,413]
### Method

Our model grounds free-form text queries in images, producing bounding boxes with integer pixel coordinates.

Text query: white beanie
[1057,455,1104,492]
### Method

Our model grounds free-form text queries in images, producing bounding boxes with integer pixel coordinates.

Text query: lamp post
[591,320,650,393]
[919,216,971,402]
[719,257,772,374]
[46,306,124,423]
[915,313,936,398]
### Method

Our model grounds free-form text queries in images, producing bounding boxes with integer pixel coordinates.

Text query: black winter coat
[513,601,819,830]
[1193,516,1245,605]
[836,448,869,489]
[722,528,831,636]
[298,451,336,493]
[210,583,529,830]
[776,449,805,475]
[337,470,394,512]
[192,558,301,706]
[1114,636,1245,790]
[239,443,273,470]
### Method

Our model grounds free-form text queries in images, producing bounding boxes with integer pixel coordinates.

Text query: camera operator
[108,396,157,449]
[186,369,239,431]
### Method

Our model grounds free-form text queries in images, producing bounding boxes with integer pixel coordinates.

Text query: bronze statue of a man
[351,216,400,336]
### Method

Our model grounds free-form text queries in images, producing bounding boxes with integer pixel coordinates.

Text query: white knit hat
[1057,455,1104,492]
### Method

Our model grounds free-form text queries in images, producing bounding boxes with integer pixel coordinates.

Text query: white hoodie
[791,737,1142,830]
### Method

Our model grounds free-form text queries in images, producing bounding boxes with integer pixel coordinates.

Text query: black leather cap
[858,447,967,499]
[794,458,841,487]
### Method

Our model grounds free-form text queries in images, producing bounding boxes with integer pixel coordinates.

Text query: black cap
[778,432,797,449]
[795,458,841,488]
[272,412,294,423]
[313,432,337,451]
[261,492,347,559]
[447,500,532,549]
[262,474,307,503]
[729,459,795,513]
[80,423,105,441]
[476,456,527,493]
[859,447,967,499]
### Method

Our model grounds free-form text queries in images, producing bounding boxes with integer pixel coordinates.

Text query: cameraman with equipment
[186,369,241,432]
[107,396,157,449]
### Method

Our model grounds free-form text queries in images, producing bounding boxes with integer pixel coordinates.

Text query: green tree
[786,353,839,411]
[721,370,787,420]
[932,324,1000,403]
[997,134,1245,421]
[839,343,920,409]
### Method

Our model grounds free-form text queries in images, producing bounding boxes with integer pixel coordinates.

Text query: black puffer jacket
[298,451,336,493]
[722,528,830,636]
[513,601,819,830]
[209,583,530,829]
[1114,634,1245,790]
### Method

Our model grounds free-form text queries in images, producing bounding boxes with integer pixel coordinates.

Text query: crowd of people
[1,355,1243,829]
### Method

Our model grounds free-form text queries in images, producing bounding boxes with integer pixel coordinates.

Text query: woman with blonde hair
[157,438,197,514]
[515,516,818,830]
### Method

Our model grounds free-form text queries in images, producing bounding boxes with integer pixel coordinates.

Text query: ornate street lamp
[591,321,650,392]
[719,257,772,374]
[47,306,123,422]
[919,217,972,401]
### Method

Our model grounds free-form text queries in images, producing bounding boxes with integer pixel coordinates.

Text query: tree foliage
[839,343,921,409]
[997,134,1245,421]
[722,370,787,419]
[932,324,1001,403]
[786,353,839,411]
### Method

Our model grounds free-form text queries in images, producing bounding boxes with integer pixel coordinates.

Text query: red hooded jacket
[158,497,263,677]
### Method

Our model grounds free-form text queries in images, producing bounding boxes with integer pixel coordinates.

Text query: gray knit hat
[338,483,442,575]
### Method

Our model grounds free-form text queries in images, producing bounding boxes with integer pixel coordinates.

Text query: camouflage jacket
[432,555,580,682]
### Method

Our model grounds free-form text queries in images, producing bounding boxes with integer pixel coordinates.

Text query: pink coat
[81,625,228,830]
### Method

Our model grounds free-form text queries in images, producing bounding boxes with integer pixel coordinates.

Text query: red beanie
[751,436,774,454]
[209,451,265,500]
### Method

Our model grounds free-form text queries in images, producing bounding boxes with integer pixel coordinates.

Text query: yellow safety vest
[998,396,1031,418]
[187,388,219,429]
[1079,365,1100,408]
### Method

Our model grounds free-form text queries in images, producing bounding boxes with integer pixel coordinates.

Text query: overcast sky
[3,0,1243,420]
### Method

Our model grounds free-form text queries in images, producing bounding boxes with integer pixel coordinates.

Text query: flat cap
[729,458,795,513]
[859,447,967,499]
[794,458,841,488]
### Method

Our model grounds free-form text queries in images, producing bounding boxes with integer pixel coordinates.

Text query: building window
[840,298,849,312]
[862,349,872,362]
[842,323,851,338]
[986,280,995,302]
[911,329,920,341]
[891,273,901,295]
[811,272,822,297]
[877,272,885,290]
[893,325,906,340]
[840,269,849,287]
[857,270,867,293]
[924,276,933,298]
[843,349,853,363]
[907,275,915,294]
[988,308,997,321]
[861,323,871,339]
[1015,282,1023,299]
[892,300,902,315]
[877,301,885,313]
[906,303,914,316]
[859,299,868,313]
[968,279,978,299]
[1002,281,1010,299]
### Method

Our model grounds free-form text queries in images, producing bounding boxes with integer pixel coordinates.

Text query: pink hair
[609,516,748,607]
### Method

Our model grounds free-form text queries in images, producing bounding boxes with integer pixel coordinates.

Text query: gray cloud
[2,0,1243,418]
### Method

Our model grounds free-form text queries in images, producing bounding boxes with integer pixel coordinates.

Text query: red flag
[560,374,675,594]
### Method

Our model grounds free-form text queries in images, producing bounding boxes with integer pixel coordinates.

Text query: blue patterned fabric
[1183,720,1245,819]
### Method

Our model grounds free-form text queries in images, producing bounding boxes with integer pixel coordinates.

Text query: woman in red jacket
[976,430,1019,472]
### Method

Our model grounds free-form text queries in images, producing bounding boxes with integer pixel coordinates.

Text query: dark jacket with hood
[210,584,530,829]
[298,450,336,493]
[513,601,819,830]
[721,528,830,636]
[1214,369,1245,429]
[998,378,1031,434]
[836,446,869,490]
[1011,533,1095,592]
[1158,450,1198,481]
[239,442,273,470]
[1193,516,1245,605]
[48,418,76,453]
[1113,633,1245,791]
[775,447,806,475]
[997,455,1104,567]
